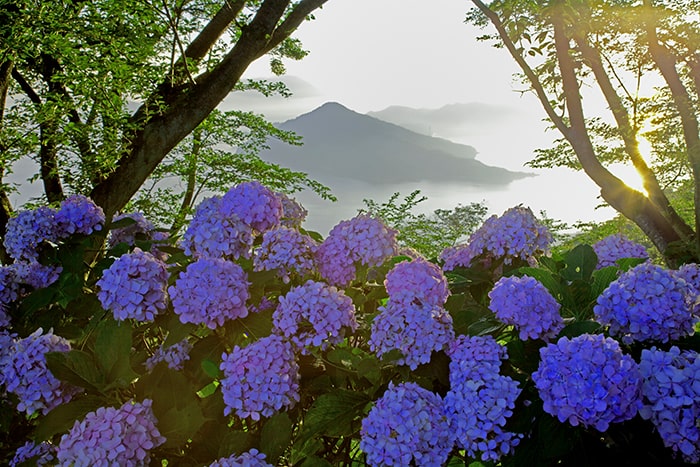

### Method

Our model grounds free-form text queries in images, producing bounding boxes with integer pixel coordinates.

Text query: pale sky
[235,0,620,232]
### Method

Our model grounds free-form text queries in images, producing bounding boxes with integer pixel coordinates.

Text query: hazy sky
[233,0,623,231]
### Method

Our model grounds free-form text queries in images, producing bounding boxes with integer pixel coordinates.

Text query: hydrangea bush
[0,181,698,466]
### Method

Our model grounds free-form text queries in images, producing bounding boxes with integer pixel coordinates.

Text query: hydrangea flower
[144,339,193,371]
[108,212,155,247]
[360,381,453,466]
[10,440,55,467]
[169,258,249,329]
[180,196,253,260]
[315,215,398,287]
[254,227,317,283]
[674,263,700,314]
[208,449,273,467]
[0,265,20,305]
[13,261,62,290]
[489,275,564,341]
[0,305,10,329]
[220,181,282,233]
[277,192,308,229]
[56,398,165,466]
[443,335,522,462]
[4,206,58,261]
[639,346,700,464]
[54,194,105,236]
[220,334,300,421]
[96,248,169,322]
[0,328,80,415]
[592,234,649,269]
[384,258,449,307]
[532,334,642,432]
[441,206,551,270]
[369,300,454,370]
[594,262,698,344]
[273,280,357,354]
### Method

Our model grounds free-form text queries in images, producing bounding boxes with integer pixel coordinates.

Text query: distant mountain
[259,102,531,185]
[367,102,520,138]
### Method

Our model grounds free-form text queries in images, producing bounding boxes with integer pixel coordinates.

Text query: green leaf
[45,350,103,391]
[297,389,370,445]
[591,266,619,298]
[300,456,334,467]
[156,400,207,449]
[218,430,255,458]
[94,319,132,376]
[260,412,293,463]
[356,356,381,384]
[518,267,561,297]
[560,244,597,282]
[558,320,601,339]
[33,395,106,441]
[201,359,221,379]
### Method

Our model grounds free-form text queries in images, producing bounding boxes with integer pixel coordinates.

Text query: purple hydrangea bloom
[594,262,698,344]
[675,263,700,293]
[360,381,454,467]
[532,334,642,432]
[4,206,58,261]
[10,440,55,467]
[639,346,700,464]
[0,328,80,415]
[169,258,249,329]
[56,398,166,466]
[277,192,308,229]
[144,339,193,371]
[384,258,449,307]
[220,334,300,421]
[181,196,253,260]
[273,280,357,354]
[220,181,282,233]
[208,449,273,467]
[0,305,10,329]
[96,248,168,322]
[315,215,398,287]
[444,335,522,462]
[13,261,62,290]
[592,234,649,269]
[441,206,551,271]
[369,300,454,370]
[489,275,564,341]
[0,265,20,305]
[253,227,317,283]
[54,194,105,237]
[108,212,155,247]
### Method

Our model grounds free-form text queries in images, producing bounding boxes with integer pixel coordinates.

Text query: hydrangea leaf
[157,400,207,449]
[45,349,102,392]
[261,412,293,463]
[560,244,598,281]
[296,389,369,445]
[217,430,255,459]
[32,395,106,442]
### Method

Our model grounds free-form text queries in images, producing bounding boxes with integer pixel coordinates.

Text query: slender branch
[0,60,15,264]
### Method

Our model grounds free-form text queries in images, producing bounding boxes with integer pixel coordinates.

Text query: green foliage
[360,190,488,259]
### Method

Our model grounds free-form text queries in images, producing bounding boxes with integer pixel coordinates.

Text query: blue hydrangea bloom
[0,265,20,306]
[315,215,398,287]
[254,227,317,283]
[220,334,300,421]
[277,192,308,229]
[10,440,55,467]
[181,196,254,260]
[169,257,249,329]
[360,381,454,467]
[13,261,62,290]
[0,305,10,329]
[593,234,649,269]
[220,181,282,233]
[144,339,193,371]
[443,335,522,462]
[639,346,700,464]
[208,449,273,467]
[384,258,449,307]
[108,212,155,247]
[96,248,168,322]
[489,275,564,341]
[56,398,166,466]
[273,280,357,354]
[369,300,454,370]
[0,328,80,415]
[4,206,58,261]
[594,262,698,344]
[54,194,105,236]
[441,206,551,270]
[532,334,642,432]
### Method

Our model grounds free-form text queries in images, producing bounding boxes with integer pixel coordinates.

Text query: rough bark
[91,0,329,218]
